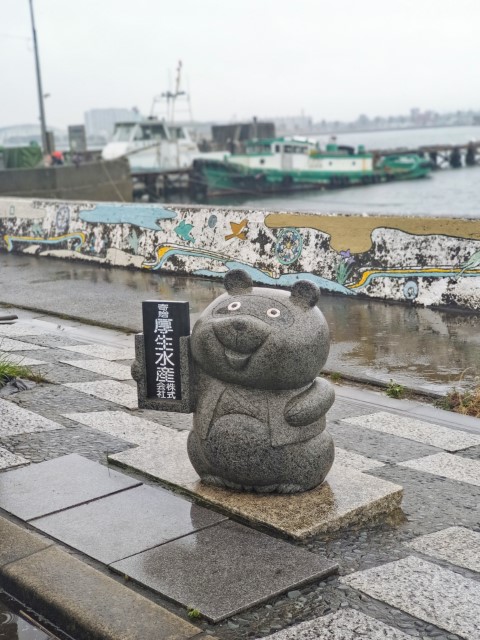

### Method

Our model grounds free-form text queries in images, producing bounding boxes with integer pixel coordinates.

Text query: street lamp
[28,0,49,154]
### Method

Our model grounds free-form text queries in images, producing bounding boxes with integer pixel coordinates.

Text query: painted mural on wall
[1,198,479,311]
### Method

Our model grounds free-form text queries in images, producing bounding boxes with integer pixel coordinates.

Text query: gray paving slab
[64,380,138,409]
[341,555,480,640]
[399,452,480,487]
[0,446,29,469]
[58,344,135,361]
[345,411,480,451]
[0,324,45,337]
[328,420,439,463]
[63,410,174,444]
[334,448,384,471]
[111,520,338,622]
[406,527,480,573]
[265,608,414,639]
[0,545,202,640]
[0,453,141,520]
[0,398,64,437]
[59,358,132,380]
[32,484,226,564]
[2,354,46,366]
[0,337,47,351]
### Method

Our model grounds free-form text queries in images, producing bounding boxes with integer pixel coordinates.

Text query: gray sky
[1,0,479,129]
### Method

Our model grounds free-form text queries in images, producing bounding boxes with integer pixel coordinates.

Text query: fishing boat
[189,137,432,198]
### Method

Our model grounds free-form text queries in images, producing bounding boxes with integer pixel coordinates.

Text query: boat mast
[28,0,49,154]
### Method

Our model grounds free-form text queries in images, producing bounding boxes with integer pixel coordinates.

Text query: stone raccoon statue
[187,269,335,494]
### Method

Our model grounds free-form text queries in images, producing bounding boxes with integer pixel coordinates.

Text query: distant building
[84,108,142,140]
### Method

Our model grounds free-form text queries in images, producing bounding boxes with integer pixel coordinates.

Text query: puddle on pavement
[0,593,64,640]
[2,252,479,393]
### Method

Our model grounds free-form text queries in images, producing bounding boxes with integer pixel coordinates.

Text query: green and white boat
[189,137,432,198]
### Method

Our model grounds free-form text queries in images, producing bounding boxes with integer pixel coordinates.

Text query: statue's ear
[224,269,253,295]
[290,280,320,308]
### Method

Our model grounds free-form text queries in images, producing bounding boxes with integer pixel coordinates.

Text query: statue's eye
[228,301,241,311]
[267,308,280,318]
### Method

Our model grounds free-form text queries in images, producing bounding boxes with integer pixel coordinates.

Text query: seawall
[1,197,479,311]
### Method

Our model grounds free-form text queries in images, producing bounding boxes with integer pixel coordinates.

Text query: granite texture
[111,520,338,622]
[0,545,202,640]
[64,380,138,409]
[2,354,46,366]
[341,555,480,639]
[264,608,415,640]
[0,337,47,351]
[399,452,480,487]
[108,430,403,539]
[0,453,141,520]
[59,358,132,380]
[0,398,64,436]
[0,324,45,337]
[0,516,52,567]
[187,270,335,493]
[64,410,174,444]
[345,411,480,452]
[58,344,136,360]
[0,446,29,469]
[406,526,480,572]
[334,448,385,471]
[32,484,226,564]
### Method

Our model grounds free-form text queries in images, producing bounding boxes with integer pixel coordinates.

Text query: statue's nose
[232,319,247,331]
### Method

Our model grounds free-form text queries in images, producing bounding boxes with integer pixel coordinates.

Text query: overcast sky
[1,0,479,129]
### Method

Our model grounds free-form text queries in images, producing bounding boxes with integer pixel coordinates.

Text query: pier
[372,141,480,168]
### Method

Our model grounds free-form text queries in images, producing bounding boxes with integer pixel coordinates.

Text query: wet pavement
[1,252,479,394]
[0,314,479,640]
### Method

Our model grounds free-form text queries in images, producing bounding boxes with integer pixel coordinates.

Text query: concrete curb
[0,516,211,640]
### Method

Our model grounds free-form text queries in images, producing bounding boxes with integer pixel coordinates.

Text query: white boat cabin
[229,138,374,174]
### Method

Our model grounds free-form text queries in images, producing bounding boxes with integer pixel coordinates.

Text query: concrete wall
[1,197,479,311]
[0,160,132,202]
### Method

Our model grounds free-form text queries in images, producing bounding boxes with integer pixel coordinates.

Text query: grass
[0,353,44,388]
[186,607,202,620]
[329,372,342,383]
[385,379,405,399]
[437,374,480,418]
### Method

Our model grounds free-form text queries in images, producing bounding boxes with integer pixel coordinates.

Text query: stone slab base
[109,432,403,539]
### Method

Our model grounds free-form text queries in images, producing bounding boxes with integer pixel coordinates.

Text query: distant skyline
[1,0,479,129]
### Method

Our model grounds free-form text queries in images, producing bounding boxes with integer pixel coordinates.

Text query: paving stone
[58,344,135,361]
[0,337,47,351]
[341,555,480,640]
[64,410,174,445]
[264,608,414,639]
[64,380,138,409]
[406,527,480,573]
[109,431,199,487]
[334,448,384,472]
[327,398,379,421]
[0,453,141,520]
[33,484,226,564]
[111,520,338,623]
[108,430,403,539]
[0,398,64,437]
[345,411,480,452]
[59,359,132,380]
[328,420,440,463]
[0,325,45,337]
[40,361,109,385]
[1,354,46,366]
[0,516,52,567]
[0,446,29,469]
[0,545,201,640]
[0,424,133,464]
[399,452,480,487]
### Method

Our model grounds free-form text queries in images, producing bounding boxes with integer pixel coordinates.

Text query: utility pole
[28,0,49,154]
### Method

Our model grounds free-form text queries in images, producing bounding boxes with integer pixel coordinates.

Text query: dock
[372,141,480,168]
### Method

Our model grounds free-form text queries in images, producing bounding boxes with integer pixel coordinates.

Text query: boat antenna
[28,0,49,154]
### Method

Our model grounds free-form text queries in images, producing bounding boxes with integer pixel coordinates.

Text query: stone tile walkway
[1,314,480,639]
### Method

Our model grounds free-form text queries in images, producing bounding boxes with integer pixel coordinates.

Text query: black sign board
[142,300,190,400]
